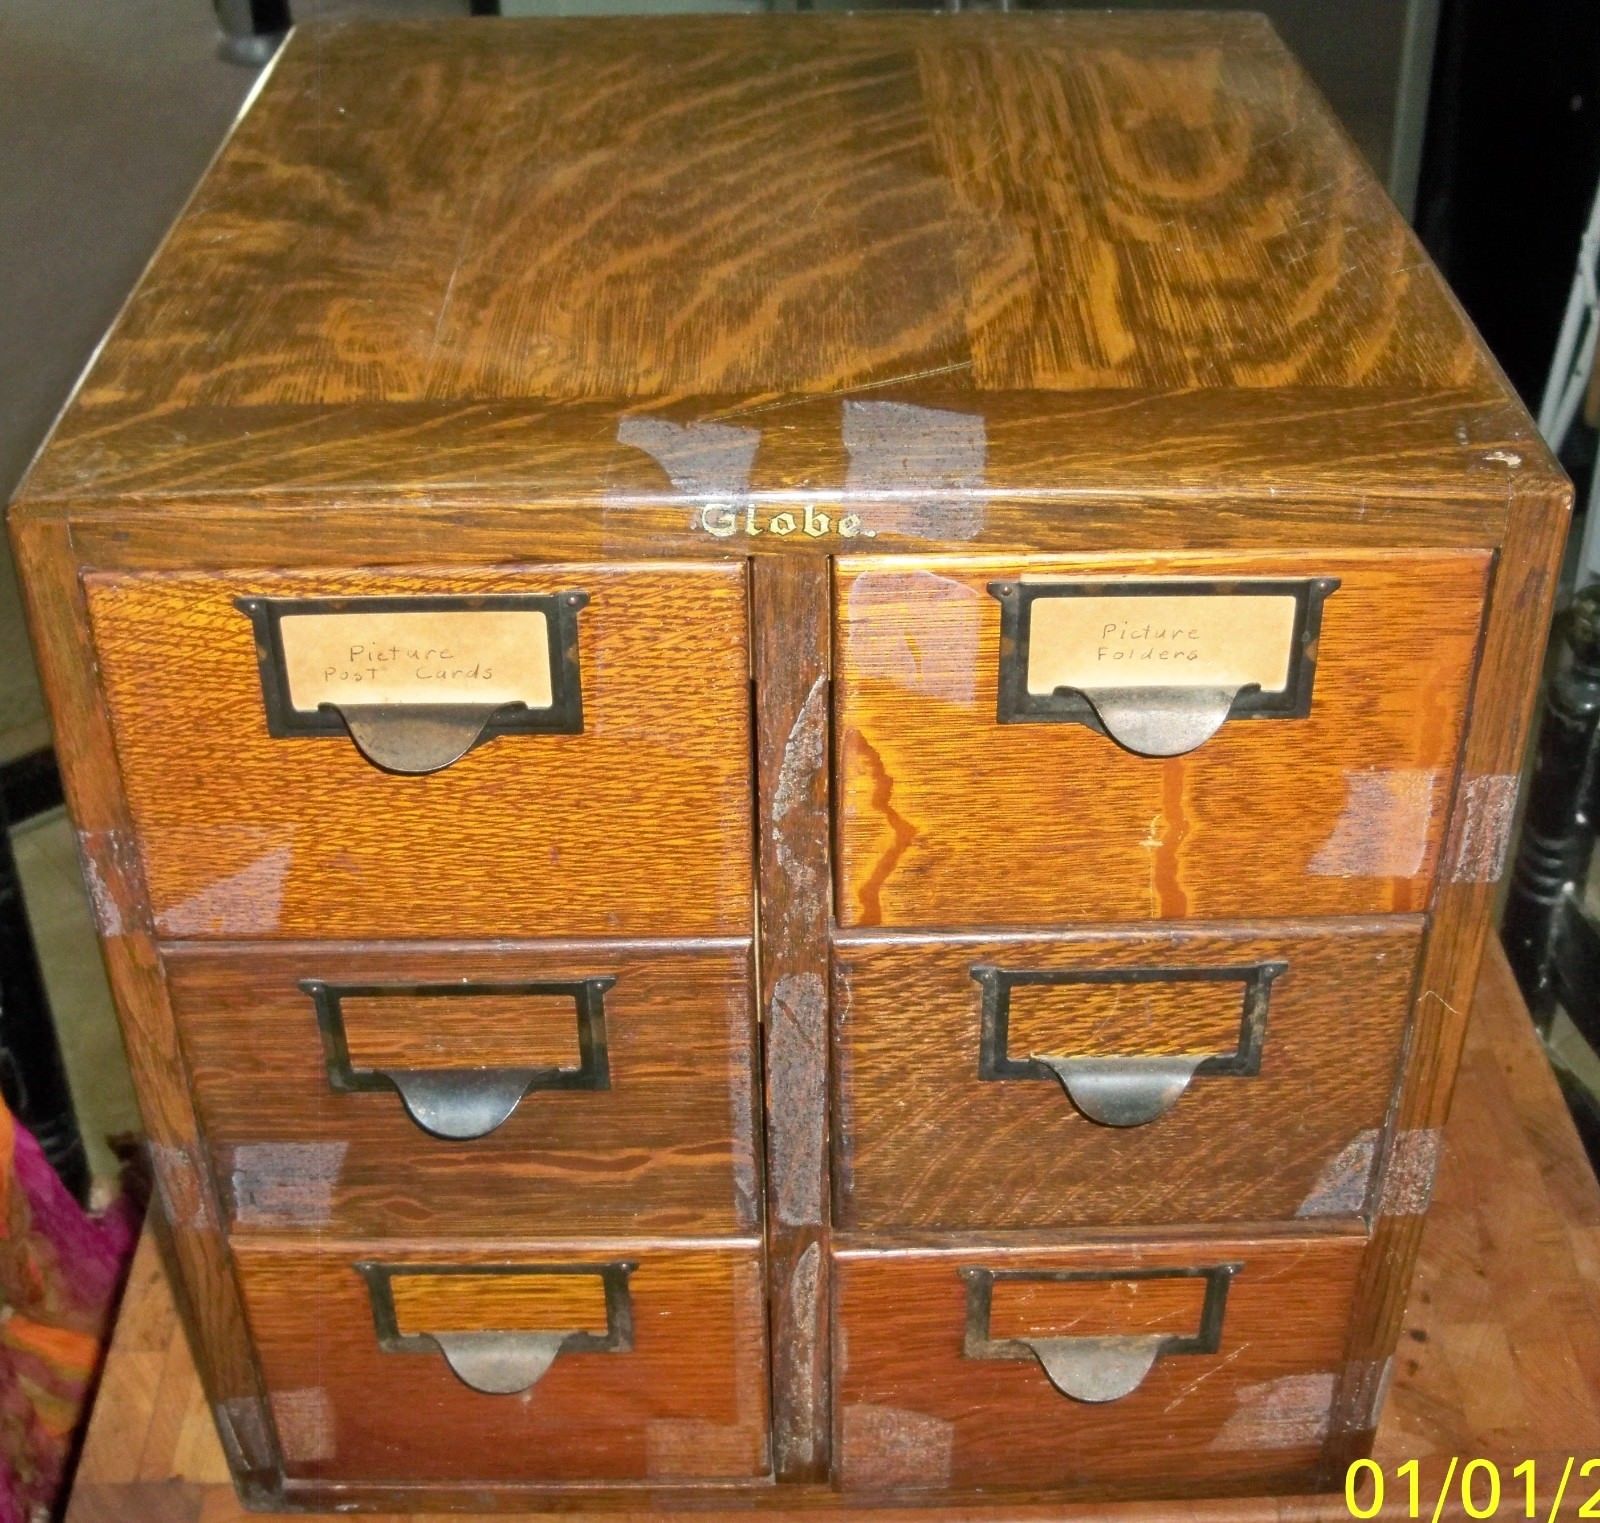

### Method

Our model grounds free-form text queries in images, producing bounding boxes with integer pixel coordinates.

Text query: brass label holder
[959,1263,1240,1404]
[988,577,1339,756]
[357,1260,636,1396]
[236,591,588,774]
[971,961,1287,1127]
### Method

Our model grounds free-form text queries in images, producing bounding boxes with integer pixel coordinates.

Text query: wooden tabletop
[68,941,1600,1522]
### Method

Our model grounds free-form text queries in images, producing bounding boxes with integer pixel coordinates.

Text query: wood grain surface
[233,1238,770,1486]
[834,550,1488,928]
[26,18,1493,408]
[8,11,1574,1510]
[752,557,834,1480]
[1324,480,1573,1470]
[388,1270,612,1337]
[10,14,1555,523]
[832,1233,1365,1498]
[64,943,1600,1519]
[833,920,1420,1231]
[85,563,752,940]
[165,939,760,1238]
[9,521,282,1496]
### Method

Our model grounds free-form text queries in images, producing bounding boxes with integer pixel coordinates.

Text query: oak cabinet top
[13,13,1560,521]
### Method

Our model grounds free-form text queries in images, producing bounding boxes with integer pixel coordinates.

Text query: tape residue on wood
[1446,773,1520,883]
[614,415,759,508]
[230,1141,347,1227]
[1308,770,1437,879]
[1380,1129,1441,1216]
[270,1387,337,1464]
[774,1243,822,1472]
[158,842,291,936]
[1211,1372,1337,1451]
[842,400,988,539]
[149,1141,214,1232]
[1296,1129,1380,1217]
[839,1403,955,1490]
[768,972,826,1227]
[844,571,981,703]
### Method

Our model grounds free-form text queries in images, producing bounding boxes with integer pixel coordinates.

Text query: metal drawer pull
[988,577,1338,756]
[358,1261,635,1397]
[302,977,613,1141]
[973,961,1286,1127]
[236,591,588,775]
[960,1264,1239,1404]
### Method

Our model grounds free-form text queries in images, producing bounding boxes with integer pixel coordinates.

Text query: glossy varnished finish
[65,946,1600,1520]
[834,551,1489,928]
[832,1234,1365,1498]
[164,939,760,1238]
[234,1239,771,1485]
[8,11,1571,1512]
[833,920,1420,1231]
[84,563,751,940]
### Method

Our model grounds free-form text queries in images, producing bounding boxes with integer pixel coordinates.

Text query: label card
[278,609,553,712]
[1025,591,1298,696]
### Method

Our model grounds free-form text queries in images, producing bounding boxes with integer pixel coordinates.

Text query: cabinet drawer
[834,552,1488,928]
[167,940,759,1237]
[236,1239,770,1485]
[833,920,1418,1231]
[85,562,751,939]
[833,1234,1362,1497]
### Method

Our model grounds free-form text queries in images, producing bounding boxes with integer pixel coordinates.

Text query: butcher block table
[66,944,1600,1522]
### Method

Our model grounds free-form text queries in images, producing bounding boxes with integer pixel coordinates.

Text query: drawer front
[236,1240,770,1485]
[834,551,1488,928]
[167,941,759,1237]
[833,1235,1362,1496]
[833,920,1418,1231]
[85,562,751,939]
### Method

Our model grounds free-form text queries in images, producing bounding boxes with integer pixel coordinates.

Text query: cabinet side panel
[1325,482,1571,1475]
[8,516,282,1498]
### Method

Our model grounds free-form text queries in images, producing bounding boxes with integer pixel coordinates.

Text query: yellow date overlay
[1347,1458,1600,1520]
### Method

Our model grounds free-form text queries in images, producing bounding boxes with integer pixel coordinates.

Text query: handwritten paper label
[278,610,552,711]
[1025,591,1297,695]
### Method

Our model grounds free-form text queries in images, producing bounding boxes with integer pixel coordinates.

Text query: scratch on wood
[773,674,826,825]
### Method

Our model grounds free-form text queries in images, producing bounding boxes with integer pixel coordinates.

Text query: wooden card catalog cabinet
[8,13,1567,1516]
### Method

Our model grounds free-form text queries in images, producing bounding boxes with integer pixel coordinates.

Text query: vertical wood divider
[751,553,833,1482]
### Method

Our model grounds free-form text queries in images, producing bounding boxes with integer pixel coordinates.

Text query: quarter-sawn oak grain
[834,550,1489,928]
[165,939,760,1238]
[832,920,1420,1231]
[6,10,1572,1514]
[85,563,751,940]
